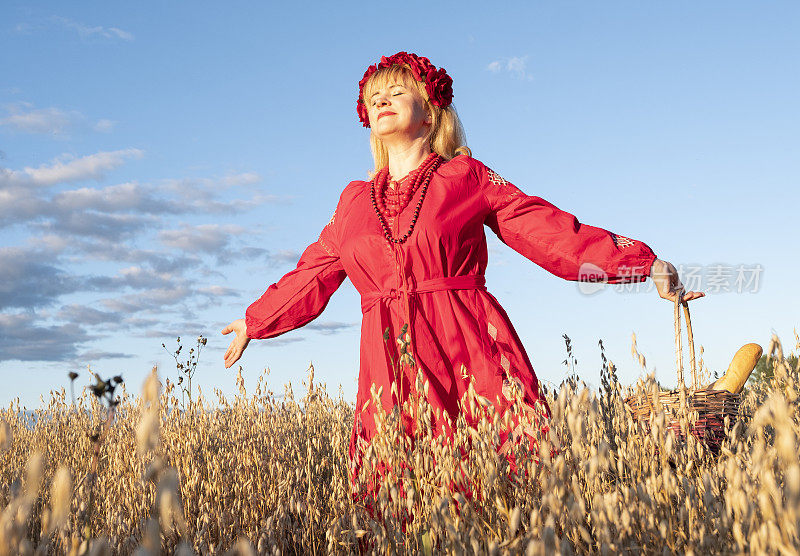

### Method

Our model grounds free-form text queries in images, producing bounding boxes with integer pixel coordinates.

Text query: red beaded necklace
[376,171,417,217]
[370,153,442,244]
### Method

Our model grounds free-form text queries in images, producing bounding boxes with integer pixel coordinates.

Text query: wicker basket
[624,294,741,452]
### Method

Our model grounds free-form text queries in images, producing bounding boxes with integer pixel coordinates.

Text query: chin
[375,124,401,137]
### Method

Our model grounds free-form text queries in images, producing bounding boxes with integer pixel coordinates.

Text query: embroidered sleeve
[475,159,657,284]
[318,209,337,256]
[245,193,348,339]
[486,167,508,188]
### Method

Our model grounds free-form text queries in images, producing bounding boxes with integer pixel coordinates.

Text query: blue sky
[1,1,798,407]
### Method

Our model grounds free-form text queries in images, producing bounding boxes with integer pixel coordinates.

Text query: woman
[222,51,703,496]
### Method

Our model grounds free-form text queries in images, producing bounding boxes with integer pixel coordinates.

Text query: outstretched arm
[221,239,346,368]
[221,186,352,368]
[476,159,658,284]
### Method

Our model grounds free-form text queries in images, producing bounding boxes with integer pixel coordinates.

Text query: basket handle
[674,291,698,391]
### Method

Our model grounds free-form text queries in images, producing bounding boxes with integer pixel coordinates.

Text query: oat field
[1,332,799,555]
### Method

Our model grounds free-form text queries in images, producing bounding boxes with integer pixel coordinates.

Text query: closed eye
[371,90,403,106]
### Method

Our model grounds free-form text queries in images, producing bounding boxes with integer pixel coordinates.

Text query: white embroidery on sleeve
[319,210,336,256]
[486,167,521,201]
[612,234,634,249]
[486,168,508,187]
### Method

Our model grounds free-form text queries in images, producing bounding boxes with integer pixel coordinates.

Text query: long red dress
[245,154,657,497]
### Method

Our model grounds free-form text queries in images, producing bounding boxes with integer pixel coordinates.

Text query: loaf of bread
[709,343,763,394]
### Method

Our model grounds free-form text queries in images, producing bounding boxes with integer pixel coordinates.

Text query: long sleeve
[245,203,347,339]
[475,159,657,284]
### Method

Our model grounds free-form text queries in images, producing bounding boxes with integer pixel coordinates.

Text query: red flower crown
[357,51,454,128]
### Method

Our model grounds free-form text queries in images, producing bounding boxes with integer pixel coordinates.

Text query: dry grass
[1,331,799,555]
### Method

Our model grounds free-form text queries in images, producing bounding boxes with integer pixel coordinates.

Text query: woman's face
[367,81,431,141]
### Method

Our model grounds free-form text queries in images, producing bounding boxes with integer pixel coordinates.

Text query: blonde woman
[222,51,703,505]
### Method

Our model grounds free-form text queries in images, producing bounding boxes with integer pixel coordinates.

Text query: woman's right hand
[650,258,705,303]
[221,318,251,369]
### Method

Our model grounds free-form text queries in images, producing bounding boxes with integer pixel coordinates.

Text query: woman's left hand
[650,258,705,303]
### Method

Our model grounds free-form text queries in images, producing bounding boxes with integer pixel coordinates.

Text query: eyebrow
[370,83,406,98]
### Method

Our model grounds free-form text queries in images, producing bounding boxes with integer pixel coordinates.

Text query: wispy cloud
[0,104,78,135]
[159,224,245,253]
[86,266,182,292]
[77,349,134,360]
[100,286,194,314]
[305,321,356,335]
[266,249,302,266]
[43,211,156,240]
[93,119,115,133]
[258,336,305,347]
[486,56,534,81]
[161,174,277,214]
[0,148,143,189]
[0,103,115,137]
[52,182,168,213]
[197,285,240,297]
[51,16,134,41]
[57,305,121,326]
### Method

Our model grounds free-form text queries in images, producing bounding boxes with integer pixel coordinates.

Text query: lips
[377,111,396,120]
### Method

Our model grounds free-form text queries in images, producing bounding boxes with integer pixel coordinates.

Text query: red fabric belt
[360,274,486,314]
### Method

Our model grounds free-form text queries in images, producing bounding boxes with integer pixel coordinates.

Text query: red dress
[245,155,657,496]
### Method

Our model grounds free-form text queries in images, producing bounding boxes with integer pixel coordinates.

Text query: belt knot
[360,275,486,314]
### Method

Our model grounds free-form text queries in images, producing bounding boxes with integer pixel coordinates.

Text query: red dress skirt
[245,155,657,507]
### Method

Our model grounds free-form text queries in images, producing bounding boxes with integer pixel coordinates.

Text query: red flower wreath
[356,51,454,128]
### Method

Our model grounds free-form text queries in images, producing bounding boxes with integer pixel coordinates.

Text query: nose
[375,96,390,108]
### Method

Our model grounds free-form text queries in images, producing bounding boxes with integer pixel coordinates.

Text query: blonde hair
[361,64,471,174]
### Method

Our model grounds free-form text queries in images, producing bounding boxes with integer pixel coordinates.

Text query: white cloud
[269,249,302,265]
[161,172,263,193]
[221,173,261,187]
[107,27,134,41]
[27,234,71,254]
[0,186,47,222]
[52,181,167,213]
[159,172,273,213]
[0,103,117,136]
[0,148,144,189]
[38,210,153,240]
[305,321,356,335]
[159,224,245,253]
[93,119,115,133]
[76,349,133,360]
[51,16,134,41]
[57,305,120,326]
[100,286,193,313]
[486,56,534,81]
[0,180,173,235]
[0,103,80,135]
[197,285,240,297]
